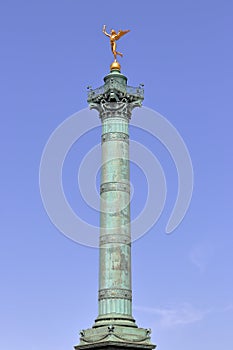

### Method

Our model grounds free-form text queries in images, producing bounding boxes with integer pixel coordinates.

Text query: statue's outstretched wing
[115,29,130,41]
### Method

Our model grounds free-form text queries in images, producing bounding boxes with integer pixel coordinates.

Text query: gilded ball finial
[110,61,121,71]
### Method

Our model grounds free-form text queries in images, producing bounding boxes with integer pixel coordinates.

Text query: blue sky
[1,1,233,349]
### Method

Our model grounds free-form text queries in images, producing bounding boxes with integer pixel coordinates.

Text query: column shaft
[99,115,132,317]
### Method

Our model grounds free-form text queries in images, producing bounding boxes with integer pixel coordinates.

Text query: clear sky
[1,1,233,349]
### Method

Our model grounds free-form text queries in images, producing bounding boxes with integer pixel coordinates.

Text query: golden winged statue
[102,25,130,61]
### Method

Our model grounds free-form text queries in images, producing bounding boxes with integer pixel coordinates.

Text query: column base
[75,314,156,349]
[94,313,137,328]
[75,340,156,350]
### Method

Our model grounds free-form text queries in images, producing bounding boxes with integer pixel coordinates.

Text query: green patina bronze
[74,68,155,350]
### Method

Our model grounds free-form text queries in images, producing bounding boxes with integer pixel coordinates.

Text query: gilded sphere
[110,61,121,71]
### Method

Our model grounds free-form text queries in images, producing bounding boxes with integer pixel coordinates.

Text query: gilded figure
[102,25,130,61]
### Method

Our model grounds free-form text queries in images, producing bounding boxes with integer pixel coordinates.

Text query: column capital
[87,70,144,121]
[90,101,142,121]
